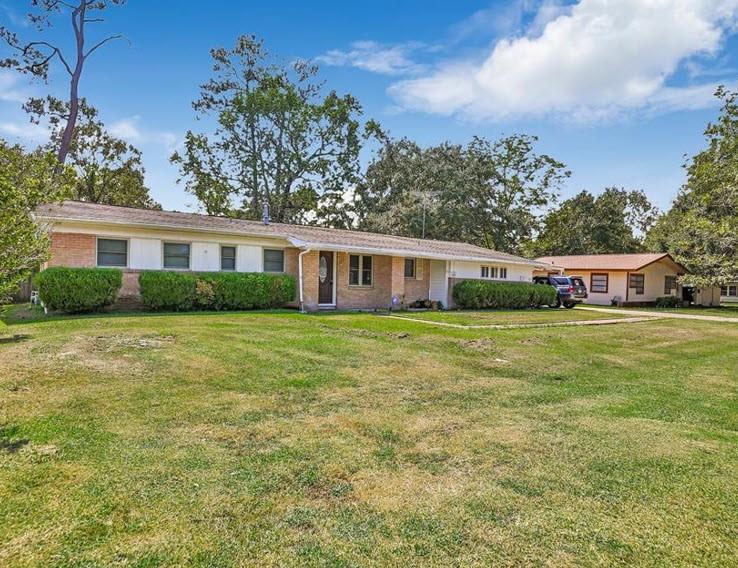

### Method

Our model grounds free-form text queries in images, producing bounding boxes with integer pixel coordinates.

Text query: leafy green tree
[526,188,658,256]
[355,134,569,253]
[172,35,372,224]
[645,87,738,286]
[0,140,75,300]
[25,96,160,209]
[1,0,126,164]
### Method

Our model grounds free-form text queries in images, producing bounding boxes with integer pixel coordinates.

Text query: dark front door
[318,251,334,304]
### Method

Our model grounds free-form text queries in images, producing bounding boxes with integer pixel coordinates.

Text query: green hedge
[655,295,682,308]
[36,267,122,313]
[452,280,558,309]
[139,271,296,311]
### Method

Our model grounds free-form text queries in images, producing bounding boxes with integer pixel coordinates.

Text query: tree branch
[83,34,124,58]
[24,41,73,75]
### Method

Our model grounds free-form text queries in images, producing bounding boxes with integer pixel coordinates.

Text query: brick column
[390,256,405,310]
[300,250,320,311]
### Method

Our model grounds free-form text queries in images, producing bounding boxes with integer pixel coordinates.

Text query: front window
[664,275,677,294]
[722,285,737,297]
[630,273,645,295]
[97,238,127,267]
[499,267,507,279]
[221,246,236,271]
[404,258,416,278]
[349,255,372,286]
[481,266,489,279]
[263,249,285,272]
[591,273,608,293]
[163,242,190,269]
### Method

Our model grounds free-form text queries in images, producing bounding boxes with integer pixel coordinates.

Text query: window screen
[163,242,190,269]
[97,238,127,267]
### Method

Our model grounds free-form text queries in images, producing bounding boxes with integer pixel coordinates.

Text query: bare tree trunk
[57,2,87,165]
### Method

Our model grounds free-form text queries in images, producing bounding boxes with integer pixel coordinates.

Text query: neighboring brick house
[535,253,721,307]
[35,201,554,311]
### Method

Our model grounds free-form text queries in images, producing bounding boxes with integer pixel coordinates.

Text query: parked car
[569,276,589,302]
[533,275,587,308]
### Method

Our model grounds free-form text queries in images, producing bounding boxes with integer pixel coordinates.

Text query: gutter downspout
[298,248,311,313]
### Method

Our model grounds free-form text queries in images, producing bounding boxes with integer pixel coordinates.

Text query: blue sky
[2,0,738,212]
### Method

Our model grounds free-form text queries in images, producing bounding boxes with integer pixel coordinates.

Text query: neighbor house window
[263,249,284,272]
[163,242,190,269]
[722,285,737,297]
[404,258,416,278]
[481,266,489,278]
[590,273,609,294]
[664,275,677,294]
[499,267,507,279]
[349,255,372,286]
[221,246,236,271]
[97,238,127,267]
[629,273,645,295]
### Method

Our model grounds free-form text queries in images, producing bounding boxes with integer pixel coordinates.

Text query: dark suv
[533,275,588,308]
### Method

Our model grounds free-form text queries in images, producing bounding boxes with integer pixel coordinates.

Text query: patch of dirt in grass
[520,336,544,345]
[457,338,496,351]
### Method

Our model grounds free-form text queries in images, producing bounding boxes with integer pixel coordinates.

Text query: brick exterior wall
[404,258,431,304]
[48,232,95,268]
[335,252,392,310]
[120,270,141,298]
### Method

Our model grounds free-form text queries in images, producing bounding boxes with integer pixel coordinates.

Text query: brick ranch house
[535,253,721,307]
[35,201,555,311]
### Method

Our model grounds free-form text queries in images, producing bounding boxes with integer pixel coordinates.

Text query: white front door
[429,260,448,303]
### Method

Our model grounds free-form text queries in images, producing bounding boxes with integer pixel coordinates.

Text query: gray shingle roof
[36,201,550,267]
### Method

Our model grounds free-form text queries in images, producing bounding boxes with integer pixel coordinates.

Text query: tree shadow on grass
[0,304,301,326]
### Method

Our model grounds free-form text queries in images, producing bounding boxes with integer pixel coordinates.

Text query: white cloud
[0,121,50,143]
[0,71,30,104]
[389,0,738,122]
[110,116,178,151]
[317,41,427,75]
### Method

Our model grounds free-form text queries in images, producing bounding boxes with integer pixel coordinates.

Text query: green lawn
[391,307,632,326]
[1,306,738,566]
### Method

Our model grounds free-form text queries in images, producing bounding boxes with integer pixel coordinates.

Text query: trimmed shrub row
[36,267,122,313]
[139,271,296,311]
[453,279,558,309]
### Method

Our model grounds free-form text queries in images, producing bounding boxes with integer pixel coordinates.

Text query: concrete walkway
[577,306,738,323]
[385,315,661,330]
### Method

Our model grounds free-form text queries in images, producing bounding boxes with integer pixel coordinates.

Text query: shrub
[655,295,682,308]
[139,271,296,311]
[35,267,122,313]
[139,271,197,311]
[453,280,557,309]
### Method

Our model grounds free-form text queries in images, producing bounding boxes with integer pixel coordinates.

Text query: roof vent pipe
[262,202,270,225]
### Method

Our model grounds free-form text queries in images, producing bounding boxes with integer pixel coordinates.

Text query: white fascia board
[286,237,546,268]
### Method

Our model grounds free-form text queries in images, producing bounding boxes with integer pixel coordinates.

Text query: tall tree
[526,188,658,257]
[645,87,738,286]
[0,140,75,300]
[355,134,569,253]
[171,35,372,224]
[26,96,160,208]
[0,0,126,164]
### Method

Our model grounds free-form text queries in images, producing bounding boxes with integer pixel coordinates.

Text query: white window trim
[220,244,237,272]
[95,236,129,269]
[162,240,192,271]
[262,247,286,273]
[348,254,373,287]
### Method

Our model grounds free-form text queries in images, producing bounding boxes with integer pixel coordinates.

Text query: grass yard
[389,307,632,326]
[1,306,738,566]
